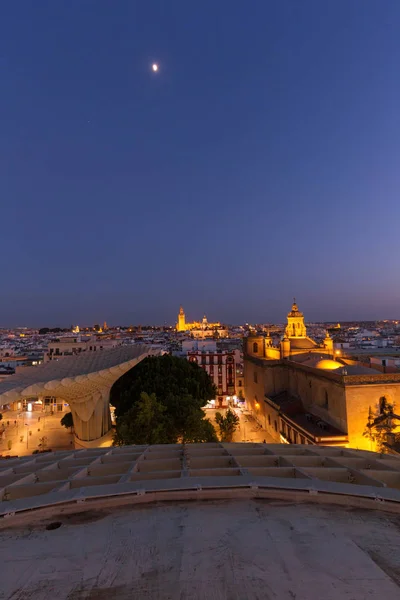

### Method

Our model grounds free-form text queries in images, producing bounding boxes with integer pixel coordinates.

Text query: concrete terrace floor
[1,499,400,599]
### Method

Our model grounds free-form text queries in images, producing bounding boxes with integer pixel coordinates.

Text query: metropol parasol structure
[0,345,158,447]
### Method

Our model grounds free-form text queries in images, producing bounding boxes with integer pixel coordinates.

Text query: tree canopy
[110,355,217,445]
[215,409,240,442]
[60,411,74,431]
[111,355,216,416]
[113,392,171,446]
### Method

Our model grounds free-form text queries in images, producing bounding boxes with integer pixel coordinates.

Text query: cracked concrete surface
[1,499,400,599]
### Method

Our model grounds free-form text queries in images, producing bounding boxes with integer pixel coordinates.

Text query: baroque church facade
[244,300,400,451]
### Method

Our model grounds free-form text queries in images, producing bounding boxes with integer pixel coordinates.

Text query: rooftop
[3,444,400,598]
[287,337,317,349]
[3,497,400,599]
[0,344,152,405]
[2,443,400,517]
[268,392,348,441]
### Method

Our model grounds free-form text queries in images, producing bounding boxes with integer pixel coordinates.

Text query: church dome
[315,359,341,371]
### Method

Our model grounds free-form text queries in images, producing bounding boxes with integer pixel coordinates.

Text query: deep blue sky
[2,1,400,327]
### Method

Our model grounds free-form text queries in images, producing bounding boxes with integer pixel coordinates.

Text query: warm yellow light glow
[255,402,260,409]
[152,63,158,72]
[335,350,341,355]
[315,359,342,371]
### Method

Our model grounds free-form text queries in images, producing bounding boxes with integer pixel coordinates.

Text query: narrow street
[0,409,74,457]
[205,406,276,443]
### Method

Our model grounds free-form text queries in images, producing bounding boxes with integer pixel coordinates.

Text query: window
[238,379,242,387]
[268,414,271,426]
[274,420,278,432]
[324,390,329,409]
[300,435,305,444]
[253,371,258,384]
[253,342,258,353]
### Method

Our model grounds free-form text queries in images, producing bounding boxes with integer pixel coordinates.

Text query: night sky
[2,1,400,327]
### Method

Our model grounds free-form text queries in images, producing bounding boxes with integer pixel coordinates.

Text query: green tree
[215,409,240,442]
[175,401,218,442]
[110,355,217,444]
[60,412,74,432]
[111,355,216,417]
[363,403,399,453]
[185,417,218,443]
[113,392,170,446]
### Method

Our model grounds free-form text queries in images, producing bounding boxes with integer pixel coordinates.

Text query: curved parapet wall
[2,443,400,518]
[0,345,159,443]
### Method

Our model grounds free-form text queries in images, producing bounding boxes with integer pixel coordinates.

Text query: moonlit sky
[1,1,400,327]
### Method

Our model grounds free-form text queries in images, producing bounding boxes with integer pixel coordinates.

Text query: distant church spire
[177,306,186,331]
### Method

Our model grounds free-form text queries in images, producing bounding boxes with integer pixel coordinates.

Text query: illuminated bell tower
[323,330,334,356]
[285,298,307,338]
[177,306,186,332]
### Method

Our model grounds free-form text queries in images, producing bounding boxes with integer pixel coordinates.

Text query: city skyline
[2,298,400,330]
[2,2,400,326]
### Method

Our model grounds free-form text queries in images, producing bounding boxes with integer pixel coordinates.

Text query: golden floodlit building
[244,300,400,451]
[176,306,225,338]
